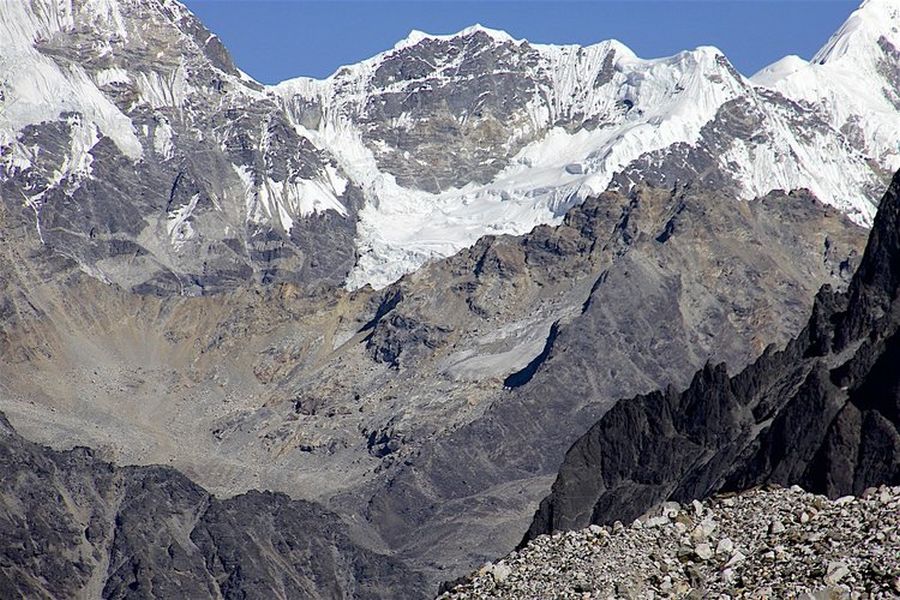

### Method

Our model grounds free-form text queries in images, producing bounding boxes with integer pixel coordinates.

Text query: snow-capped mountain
[753,0,900,171]
[0,0,364,294]
[0,0,898,292]
[278,12,895,287]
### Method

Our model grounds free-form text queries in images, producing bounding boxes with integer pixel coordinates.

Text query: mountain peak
[750,54,808,85]
[812,0,900,65]
[393,24,520,51]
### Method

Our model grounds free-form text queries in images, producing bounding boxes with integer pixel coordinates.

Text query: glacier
[276,1,900,288]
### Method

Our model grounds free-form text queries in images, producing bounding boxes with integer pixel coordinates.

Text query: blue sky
[182,1,860,84]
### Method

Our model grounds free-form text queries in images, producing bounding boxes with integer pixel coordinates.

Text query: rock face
[354,184,866,577]
[1,0,898,290]
[0,412,425,599]
[443,486,900,598]
[525,170,900,542]
[0,180,867,591]
[0,0,363,295]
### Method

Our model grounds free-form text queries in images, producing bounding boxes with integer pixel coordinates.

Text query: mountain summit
[753,0,900,180]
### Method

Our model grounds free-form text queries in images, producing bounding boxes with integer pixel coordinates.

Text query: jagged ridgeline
[526,169,900,543]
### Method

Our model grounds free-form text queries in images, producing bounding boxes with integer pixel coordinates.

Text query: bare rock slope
[0,179,868,592]
[0,412,426,599]
[526,169,900,542]
[2,0,898,594]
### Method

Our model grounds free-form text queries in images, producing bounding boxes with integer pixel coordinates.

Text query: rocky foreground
[440,486,900,599]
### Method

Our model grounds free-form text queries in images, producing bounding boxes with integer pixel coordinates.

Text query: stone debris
[439,486,900,599]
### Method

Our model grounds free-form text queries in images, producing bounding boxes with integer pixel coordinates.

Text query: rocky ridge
[441,486,900,599]
[525,169,900,543]
[0,411,426,599]
[278,0,900,286]
[357,184,866,578]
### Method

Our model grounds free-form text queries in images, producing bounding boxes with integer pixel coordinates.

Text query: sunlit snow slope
[276,0,900,288]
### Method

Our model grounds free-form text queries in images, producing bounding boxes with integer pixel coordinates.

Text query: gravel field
[441,486,900,599]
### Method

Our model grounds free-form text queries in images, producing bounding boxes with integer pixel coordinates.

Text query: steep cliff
[526,170,900,542]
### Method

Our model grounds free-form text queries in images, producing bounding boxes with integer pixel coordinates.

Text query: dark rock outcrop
[354,183,865,579]
[525,171,900,542]
[0,413,425,599]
